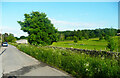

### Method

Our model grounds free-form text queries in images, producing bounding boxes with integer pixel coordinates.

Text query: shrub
[107,38,116,51]
[99,35,104,40]
[73,36,78,43]
[104,35,110,41]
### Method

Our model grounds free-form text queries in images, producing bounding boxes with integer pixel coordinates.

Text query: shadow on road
[4,63,47,76]
[2,76,72,78]
[3,61,73,78]
[0,49,6,55]
[2,63,73,78]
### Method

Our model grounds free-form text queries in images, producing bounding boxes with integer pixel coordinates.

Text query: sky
[1,0,120,2]
[0,1,119,37]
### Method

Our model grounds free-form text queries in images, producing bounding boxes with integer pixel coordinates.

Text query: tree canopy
[58,28,117,41]
[2,33,16,42]
[18,11,58,45]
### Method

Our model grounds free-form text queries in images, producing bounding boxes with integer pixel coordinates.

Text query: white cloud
[14,31,28,37]
[1,26,28,37]
[49,18,106,31]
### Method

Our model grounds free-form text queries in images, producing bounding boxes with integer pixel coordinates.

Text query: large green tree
[18,11,58,45]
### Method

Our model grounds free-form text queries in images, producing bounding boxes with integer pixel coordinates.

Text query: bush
[104,35,110,41]
[73,36,78,43]
[99,35,104,40]
[107,38,116,51]
[66,36,73,40]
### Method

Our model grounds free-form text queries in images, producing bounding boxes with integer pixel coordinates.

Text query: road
[1,45,71,78]
[0,47,2,78]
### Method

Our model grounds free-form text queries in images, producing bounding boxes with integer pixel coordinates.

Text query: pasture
[52,36,119,52]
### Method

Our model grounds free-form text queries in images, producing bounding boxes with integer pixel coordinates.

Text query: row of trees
[2,33,16,43]
[58,28,117,41]
[1,33,28,43]
[15,36,28,40]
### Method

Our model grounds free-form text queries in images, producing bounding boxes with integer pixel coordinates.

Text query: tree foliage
[18,11,58,45]
[2,33,16,42]
[59,34,65,41]
[104,35,110,41]
[73,36,78,43]
[15,36,28,40]
[58,28,117,41]
[107,38,116,51]
[20,36,27,39]
[99,34,104,40]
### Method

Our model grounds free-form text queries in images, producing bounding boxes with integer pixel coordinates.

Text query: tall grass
[11,43,120,78]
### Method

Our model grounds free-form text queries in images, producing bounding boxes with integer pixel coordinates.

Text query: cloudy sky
[0,0,119,37]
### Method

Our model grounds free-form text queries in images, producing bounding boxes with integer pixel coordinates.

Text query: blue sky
[1,2,118,37]
[1,0,120,2]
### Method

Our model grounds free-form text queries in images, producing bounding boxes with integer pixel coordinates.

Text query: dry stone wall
[48,46,120,59]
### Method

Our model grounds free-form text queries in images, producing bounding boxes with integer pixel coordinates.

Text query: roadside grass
[10,43,120,78]
[52,36,119,52]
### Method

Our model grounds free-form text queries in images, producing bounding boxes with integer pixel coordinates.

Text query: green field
[52,36,119,52]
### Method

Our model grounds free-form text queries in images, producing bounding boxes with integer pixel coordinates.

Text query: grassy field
[52,36,119,52]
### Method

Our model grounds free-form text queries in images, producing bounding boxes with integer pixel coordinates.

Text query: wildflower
[86,69,89,71]
[84,62,89,67]
[101,57,104,60]
[86,63,89,66]
[81,53,84,55]
[98,68,100,72]
[95,68,97,70]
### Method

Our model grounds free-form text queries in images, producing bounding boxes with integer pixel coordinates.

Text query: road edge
[0,47,3,78]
